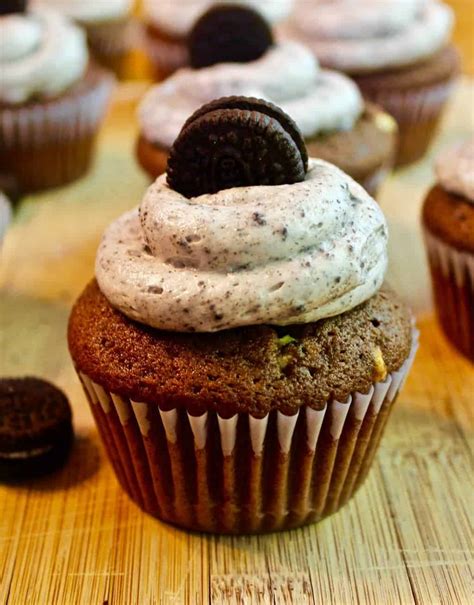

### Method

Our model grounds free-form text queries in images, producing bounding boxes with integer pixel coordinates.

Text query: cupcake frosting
[144,0,293,36]
[139,41,363,148]
[96,159,388,332]
[0,7,88,104]
[290,0,454,73]
[435,138,474,203]
[36,0,133,23]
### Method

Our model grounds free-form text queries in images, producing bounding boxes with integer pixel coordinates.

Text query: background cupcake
[422,138,474,361]
[0,192,12,249]
[69,98,417,534]
[137,5,397,197]
[0,3,114,194]
[287,0,460,166]
[37,0,134,77]
[142,0,294,80]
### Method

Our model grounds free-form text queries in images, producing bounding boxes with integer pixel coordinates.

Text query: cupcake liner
[143,26,188,80]
[76,329,418,534]
[0,68,114,193]
[424,229,474,361]
[355,78,456,167]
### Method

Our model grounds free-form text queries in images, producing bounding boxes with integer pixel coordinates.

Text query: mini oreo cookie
[167,97,307,197]
[0,0,27,16]
[189,4,273,69]
[0,377,73,480]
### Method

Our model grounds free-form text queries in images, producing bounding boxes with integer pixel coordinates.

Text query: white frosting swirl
[139,41,363,147]
[144,0,293,36]
[289,0,454,72]
[0,8,88,104]
[96,159,388,332]
[35,0,133,24]
[435,138,474,203]
[0,193,12,246]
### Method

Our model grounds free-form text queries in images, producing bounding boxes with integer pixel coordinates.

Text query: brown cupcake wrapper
[77,330,418,534]
[0,72,114,192]
[356,78,457,166]
[424,229,474,361]
[142,27,188,80]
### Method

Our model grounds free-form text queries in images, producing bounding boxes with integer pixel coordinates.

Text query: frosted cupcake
[0,3,114,193]
[37,0,134,77]
[137,7,397,197]
[422,139,474,361]
[69,97,417,533]
[287,0,460,166]
[142,0,294,80]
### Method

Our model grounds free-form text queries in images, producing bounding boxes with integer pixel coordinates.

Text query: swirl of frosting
[36,0,133,24]
[144,0,293,36]
[435,138,474,202]
[138,41,363,148]
[96,159,388,332]
[0,7,88,104]
[289,0,454,73]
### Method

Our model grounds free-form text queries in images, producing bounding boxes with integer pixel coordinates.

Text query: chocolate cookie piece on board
[189,4,274,69]
[167,97,307,197]
[0,377,73,480]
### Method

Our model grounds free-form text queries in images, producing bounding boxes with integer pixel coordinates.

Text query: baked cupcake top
[0,192,12,244]
[139,40,363,148]
[99,98,387,333]
[36,0,133,24]
[289,0,454,74]
[144,0,293,37]
[435,138,474,202]
[0,4,88,104]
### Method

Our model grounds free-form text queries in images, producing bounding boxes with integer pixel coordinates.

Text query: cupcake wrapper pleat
[424,229,474,360]
[0,71,113,192]
[356,79,456,166]
[77,330,418,534]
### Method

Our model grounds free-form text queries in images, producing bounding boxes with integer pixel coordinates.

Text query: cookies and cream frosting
[144,0,293,36]
[436,138,474,203]
[289,0,454,73]
[36,0,132,23]
[96,159,388,332]
[139,41,364,147]
[0,7,88,104]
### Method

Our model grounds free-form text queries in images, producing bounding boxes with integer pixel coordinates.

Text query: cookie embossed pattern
[69,97,418,534]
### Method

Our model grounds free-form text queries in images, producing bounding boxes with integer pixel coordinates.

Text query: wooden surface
[1,80,474,605]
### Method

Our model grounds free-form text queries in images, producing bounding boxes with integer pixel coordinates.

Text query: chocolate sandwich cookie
[0,377,73,480]
[0,0,27,16]
[167,96,307,197]
[188,4,273,69]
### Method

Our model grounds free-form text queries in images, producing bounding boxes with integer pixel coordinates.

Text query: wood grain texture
[1,80,473,605]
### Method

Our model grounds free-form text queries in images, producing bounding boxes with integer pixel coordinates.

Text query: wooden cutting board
[0,80,473,605]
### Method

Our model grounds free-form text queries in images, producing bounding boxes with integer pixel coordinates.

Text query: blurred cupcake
[69,97,417,533]
[142,0,294,80]
[422,138,474,361]
[0,192,12,249]
[288,0,460,166]
[37,0,134,77]
[137,6,397,197]
[0,3,114,194]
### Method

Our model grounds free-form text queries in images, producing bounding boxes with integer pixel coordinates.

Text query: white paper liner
[424,228,474,359]
[77,329,419,533]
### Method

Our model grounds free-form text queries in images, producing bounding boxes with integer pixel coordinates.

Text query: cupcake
[37,0,134,77]
[422,138,474,361]
[287,0,460,166]
[69,97,417,533]
[142,0,294,80]
[0,192,12,249]
[137,6,397,197]
[0,3,114,194]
